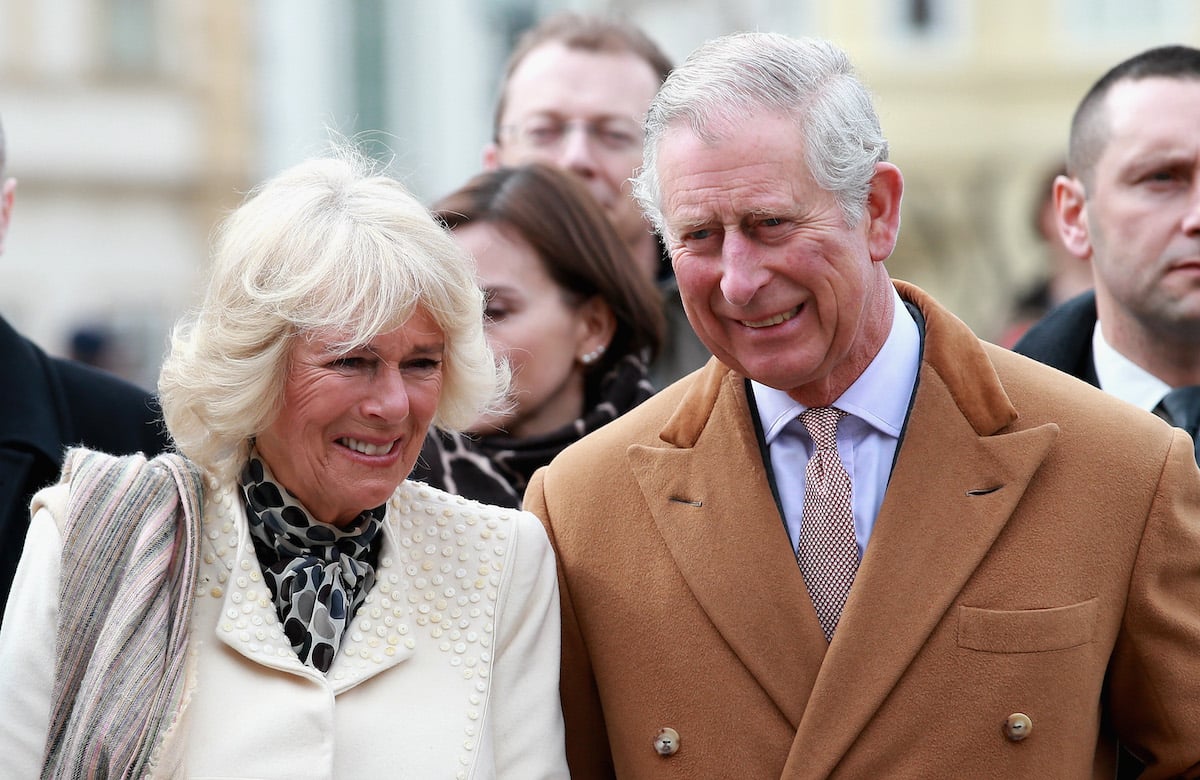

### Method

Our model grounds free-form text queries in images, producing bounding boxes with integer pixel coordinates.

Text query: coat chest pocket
[957,598,1098,653]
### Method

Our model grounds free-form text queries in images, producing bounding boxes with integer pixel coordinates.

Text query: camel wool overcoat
[526,281,1200,780]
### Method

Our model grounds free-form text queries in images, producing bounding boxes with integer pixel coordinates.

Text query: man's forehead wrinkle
[667,176,797,222]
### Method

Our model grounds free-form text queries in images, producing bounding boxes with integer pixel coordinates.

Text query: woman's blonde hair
[159,147,505,481]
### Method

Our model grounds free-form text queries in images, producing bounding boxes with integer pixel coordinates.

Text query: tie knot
[799,407,847,450]
[1160,386,1200,435]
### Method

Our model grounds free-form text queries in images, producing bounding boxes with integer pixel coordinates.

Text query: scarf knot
[240,455,383,672]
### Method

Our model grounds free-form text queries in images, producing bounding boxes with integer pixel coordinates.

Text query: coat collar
[656,281,1019,445]
[198,479,519,692]
[199,481,418,690]
[636,281,1057,772]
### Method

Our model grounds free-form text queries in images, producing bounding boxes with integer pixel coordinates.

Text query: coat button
[653,727,680,756]
[1004,712,1033,742]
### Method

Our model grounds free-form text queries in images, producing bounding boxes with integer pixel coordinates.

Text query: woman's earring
[580,344,606,365]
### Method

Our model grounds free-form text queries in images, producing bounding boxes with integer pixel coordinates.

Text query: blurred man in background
[1015,45,1200,464]
[997,160,1093,348]
[484,12,709,387]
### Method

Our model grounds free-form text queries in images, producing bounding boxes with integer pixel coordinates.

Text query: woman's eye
[404,358,443,375]
[330,356,371,371]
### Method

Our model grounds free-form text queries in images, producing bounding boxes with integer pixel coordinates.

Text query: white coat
[0,476,568,779]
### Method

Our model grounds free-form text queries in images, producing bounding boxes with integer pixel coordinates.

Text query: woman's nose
[363,367,411,420]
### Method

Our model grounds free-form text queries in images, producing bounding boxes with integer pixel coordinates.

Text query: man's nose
[1184,178,1200,237]
[556,123,600,176]
[719,231,769,308]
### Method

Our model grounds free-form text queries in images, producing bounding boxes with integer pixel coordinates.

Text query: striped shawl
[41,448,203,780]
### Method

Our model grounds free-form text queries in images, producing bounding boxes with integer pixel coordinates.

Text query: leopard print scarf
[412,350,655,507]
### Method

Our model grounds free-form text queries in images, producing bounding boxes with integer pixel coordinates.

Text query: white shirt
[1092,321,1171,412]
[753,287,921,557]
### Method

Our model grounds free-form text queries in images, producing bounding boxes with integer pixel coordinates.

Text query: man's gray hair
[633,32,888,236]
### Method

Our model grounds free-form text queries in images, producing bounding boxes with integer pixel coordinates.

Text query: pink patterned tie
[796,407,859,641]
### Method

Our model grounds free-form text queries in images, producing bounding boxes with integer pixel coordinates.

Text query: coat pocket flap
[957,598,1099,653]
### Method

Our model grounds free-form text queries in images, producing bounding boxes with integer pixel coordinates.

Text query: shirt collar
[1091,320,1170,412]
[754,285,921,444]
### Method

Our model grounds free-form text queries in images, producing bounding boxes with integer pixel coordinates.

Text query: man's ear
[1054,174,1093,261]
[482,142,501,172]
[865,162,903,263]
[0,178,16,255]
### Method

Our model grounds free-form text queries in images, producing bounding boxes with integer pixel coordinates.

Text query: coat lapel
[207,496,416,686]
[782,282,1059,777]
[783,366,1057,776]
[630,366,829,727]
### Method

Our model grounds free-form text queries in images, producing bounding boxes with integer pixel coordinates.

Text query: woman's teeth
[341,438,393,455]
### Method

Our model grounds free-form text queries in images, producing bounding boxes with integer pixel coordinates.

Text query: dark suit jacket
[0,315,170,622]
[1011,290,1100,387]
[527,281,1200,778]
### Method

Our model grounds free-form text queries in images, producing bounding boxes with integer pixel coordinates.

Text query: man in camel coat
[525,32,1200,779]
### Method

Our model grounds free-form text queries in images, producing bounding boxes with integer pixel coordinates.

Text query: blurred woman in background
[411,163,664,507]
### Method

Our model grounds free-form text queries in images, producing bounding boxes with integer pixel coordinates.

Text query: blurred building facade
[0,0,1195,389]
[0,0,251,387]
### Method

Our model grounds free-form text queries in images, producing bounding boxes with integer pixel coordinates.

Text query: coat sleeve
[488,506,569,779]
[0,487,66,777]
[1107,428,1200,778]
[524,468,616,780]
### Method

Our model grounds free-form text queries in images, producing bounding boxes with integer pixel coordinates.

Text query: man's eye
[598,129,638,148]
[525,125,563,145]
[760,218,784,227]
[685,228,713,241]
[1141,168,1186,185]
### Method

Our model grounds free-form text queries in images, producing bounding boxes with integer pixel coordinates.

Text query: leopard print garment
[411,351,656,508]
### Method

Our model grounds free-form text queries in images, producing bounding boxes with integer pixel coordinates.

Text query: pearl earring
[580,345,606,365]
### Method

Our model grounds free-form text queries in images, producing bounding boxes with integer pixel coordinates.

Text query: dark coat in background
[1011,290,1100,387]
[0,315,170,622]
